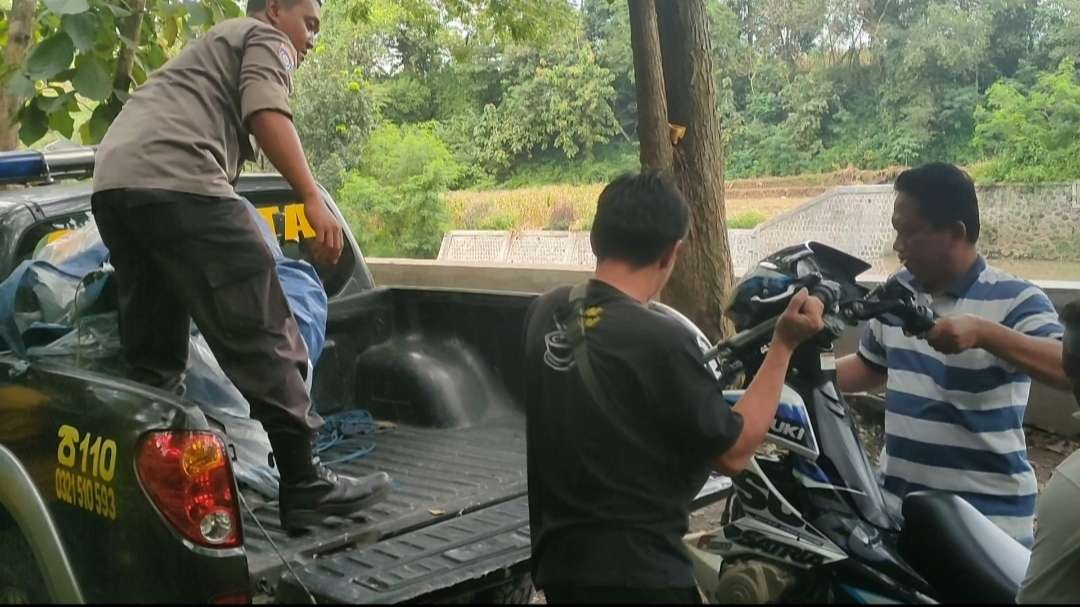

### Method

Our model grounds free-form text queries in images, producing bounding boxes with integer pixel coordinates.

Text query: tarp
[0,201,331,498]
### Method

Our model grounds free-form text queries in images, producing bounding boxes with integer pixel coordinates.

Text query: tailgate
[276,496,529,603]
[241,419,528,599]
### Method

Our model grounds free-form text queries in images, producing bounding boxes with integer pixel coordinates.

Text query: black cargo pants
[91,188,323,442]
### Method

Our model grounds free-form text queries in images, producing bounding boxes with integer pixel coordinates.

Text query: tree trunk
[112,0,149,97]
[627,0,671,171]
[655,0,734,342]
[0,0,37,151]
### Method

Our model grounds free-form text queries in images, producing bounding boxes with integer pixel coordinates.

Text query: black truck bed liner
[241,417,528,599]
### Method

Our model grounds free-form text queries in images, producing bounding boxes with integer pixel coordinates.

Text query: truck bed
[242,415,528,602]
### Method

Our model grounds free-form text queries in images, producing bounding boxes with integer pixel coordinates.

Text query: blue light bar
[0,147,96,184]
[0,151,45,184]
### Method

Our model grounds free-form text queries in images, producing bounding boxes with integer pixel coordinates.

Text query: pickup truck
[0,148,534,603]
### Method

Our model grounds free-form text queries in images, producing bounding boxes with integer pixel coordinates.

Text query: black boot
[271,434,393,534]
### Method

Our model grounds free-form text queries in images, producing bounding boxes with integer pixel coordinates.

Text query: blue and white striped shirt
[858,256,1064,545]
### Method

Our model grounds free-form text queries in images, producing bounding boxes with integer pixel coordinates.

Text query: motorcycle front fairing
[717,242,936,594]
[726,243,900,531]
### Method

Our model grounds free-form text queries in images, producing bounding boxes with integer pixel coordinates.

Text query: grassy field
[442,166,907,232]
[440,167,1080,281]
[443,187,815,232]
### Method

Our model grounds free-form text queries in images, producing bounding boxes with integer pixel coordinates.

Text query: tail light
[136,431,242,549]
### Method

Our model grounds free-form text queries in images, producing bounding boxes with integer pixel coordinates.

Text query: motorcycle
[653,241,1031,604]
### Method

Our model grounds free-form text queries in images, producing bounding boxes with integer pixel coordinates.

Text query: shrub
[444,183,602,231]
[546,201,577,230]
[728,210,768,229]
[336,123,457,258]
[478,213,518,231]
[974,58,1080,183]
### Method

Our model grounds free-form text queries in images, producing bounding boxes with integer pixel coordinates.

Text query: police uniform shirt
[94,17,296,200]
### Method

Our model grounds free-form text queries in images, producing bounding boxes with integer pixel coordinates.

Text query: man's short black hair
[590,170,690,267]
[247,0,320,15]
[894,162,980,243]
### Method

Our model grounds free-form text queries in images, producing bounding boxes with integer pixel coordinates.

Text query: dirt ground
[725,196,808,221]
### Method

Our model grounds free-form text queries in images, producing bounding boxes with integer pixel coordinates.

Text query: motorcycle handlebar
[706,280,933,364]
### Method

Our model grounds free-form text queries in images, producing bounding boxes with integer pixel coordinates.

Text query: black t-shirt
[523,279,744,589]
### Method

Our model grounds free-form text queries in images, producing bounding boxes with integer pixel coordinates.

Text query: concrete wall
[978,183,1080,261]
[438,229,757,272]
[749,183,1080,276]
[438,183,1080,279]
[367,258,1080,436]
[368,258,592,294]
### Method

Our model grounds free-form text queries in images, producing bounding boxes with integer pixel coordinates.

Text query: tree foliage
[472,45,622,176]
[974,57,1080,182]
[4,0,242,147]
[337,123,457,258]
[6,0,1080,242]
[14,0,1080,182]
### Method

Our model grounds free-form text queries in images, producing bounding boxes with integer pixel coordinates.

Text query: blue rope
[315,410,378,465]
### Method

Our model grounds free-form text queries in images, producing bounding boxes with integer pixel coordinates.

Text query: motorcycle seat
[899,490,1030,604]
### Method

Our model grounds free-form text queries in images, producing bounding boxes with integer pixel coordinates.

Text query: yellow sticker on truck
[55,424,118,520]
[257,203,316,242]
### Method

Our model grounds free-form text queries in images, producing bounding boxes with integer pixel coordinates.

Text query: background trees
[8,0,1080,183]
[5,0,1080,265]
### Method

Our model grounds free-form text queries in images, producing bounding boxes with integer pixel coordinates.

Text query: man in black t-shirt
[524,171,825,604]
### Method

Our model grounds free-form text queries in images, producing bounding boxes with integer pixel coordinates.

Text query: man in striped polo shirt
[837,163,1071,546]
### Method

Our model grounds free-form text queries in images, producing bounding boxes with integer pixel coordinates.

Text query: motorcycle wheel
[715,558,798,604]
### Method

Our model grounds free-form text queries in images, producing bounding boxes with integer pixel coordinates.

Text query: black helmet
[726,242,871,331]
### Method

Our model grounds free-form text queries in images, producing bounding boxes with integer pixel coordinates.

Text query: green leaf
[163,16,178,47]
[131,56,147,84]
[25,33,75,80]
[48,108,75,139]
[52,68,77,82]
[61,12,98,52]
[159,2,185,19]
[43,0,89,15]
[5,72,35,97]
[221,0,241,19]
[144,43,168,70]
[186,2,211,26]
[84,101,119,144]
[103,1,131,18]
[95,10,118,43]
[210,2,224,24]
[72,56,112,100]
[18,105,49,146]
[35,91,72,113]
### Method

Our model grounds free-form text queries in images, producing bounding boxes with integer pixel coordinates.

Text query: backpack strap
[561,282,613,414]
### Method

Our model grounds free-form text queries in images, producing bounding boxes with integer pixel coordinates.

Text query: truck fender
[0,445,83,603]
[355,336,518,428]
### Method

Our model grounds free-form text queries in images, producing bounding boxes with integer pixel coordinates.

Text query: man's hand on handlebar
[772,288,826,352]
[924,314,983,354]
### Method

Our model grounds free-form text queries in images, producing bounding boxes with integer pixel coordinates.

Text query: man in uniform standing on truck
[523,171,826,604]
[90,0,392,533]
